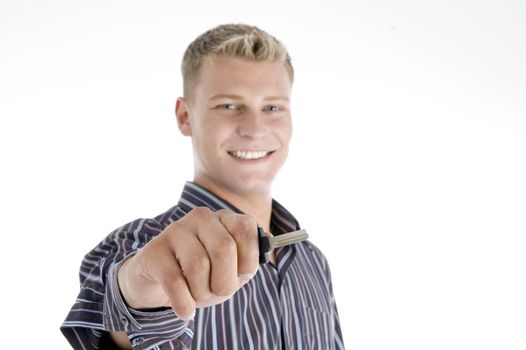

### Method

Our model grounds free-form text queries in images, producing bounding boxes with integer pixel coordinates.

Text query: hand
[117,207,260,320]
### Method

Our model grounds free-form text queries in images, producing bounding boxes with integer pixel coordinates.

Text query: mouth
[227,150,275,160]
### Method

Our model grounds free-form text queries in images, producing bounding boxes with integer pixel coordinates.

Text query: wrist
[117,257,137,308]
[117,254,167,310]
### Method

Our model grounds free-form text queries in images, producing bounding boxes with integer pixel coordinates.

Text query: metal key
[258,227,309,264]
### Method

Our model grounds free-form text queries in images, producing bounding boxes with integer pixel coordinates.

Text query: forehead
[193,55,292,100]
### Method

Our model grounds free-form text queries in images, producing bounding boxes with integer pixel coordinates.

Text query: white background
[1,0,525,349]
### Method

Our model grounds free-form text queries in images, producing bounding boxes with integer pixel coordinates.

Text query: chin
[227,176,274,196]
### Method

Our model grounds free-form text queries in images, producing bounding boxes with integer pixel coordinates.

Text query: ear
[175,97,192,136]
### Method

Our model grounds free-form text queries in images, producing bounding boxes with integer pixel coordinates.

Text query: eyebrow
[208,94,290,102]
[264,95,290,102]
[209,94,243,101]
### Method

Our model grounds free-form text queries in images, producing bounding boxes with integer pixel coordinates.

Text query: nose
[237,110,267,139]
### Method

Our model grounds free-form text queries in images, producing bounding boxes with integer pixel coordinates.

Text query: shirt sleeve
[61,218,194,349]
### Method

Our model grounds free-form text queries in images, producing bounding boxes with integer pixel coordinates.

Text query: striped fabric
[62,182,345,349]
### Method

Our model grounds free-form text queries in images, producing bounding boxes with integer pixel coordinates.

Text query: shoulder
[103,204,183,246]
[288,240,336,300]
[296,240,332,276]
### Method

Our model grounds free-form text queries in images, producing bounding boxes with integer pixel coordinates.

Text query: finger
[195,213,239,297]
[148,245,196,320]
[170,229,213,304]
[218,210,259,279]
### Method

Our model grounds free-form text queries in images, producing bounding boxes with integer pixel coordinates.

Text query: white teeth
[230,150,270,160]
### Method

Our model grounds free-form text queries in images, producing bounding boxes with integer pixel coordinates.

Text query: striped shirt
[61,182,345,349]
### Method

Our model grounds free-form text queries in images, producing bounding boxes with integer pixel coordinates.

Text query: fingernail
[238,272,255,281]
[184,310,196,321]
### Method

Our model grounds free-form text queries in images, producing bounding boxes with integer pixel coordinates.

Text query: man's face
[177,55,292,197]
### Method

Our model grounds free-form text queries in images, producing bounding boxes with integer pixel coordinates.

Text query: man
[62,23,345,349]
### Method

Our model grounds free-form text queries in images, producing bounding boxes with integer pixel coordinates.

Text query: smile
[228,150,273,160]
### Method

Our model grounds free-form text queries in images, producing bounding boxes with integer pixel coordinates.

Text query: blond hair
[181,24,294,101]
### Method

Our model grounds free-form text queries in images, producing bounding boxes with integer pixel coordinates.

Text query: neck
[194,179,274,233]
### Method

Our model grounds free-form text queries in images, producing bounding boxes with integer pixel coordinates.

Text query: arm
[114,208,259,318]
[61,218,192,349]
[62,208,260,349]
[110,331,131,349]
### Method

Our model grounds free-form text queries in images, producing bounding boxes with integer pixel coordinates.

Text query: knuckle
[192,295,207,304]
[211,281,237,297]
[161,221,184,239]
[212,237,237,258]
[190,206,213,219]
[192,289,212,303]
[173,303,195,319]
[182,254,210,277]
[231,215,255,236]
[145,234,165,249]
[216,208,230,216]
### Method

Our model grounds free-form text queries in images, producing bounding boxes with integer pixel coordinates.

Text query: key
[258,226,309,264]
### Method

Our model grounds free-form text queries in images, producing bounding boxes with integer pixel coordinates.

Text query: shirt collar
[178,181,300,235]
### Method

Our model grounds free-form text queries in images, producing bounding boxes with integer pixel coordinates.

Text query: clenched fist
[117,207,260,320]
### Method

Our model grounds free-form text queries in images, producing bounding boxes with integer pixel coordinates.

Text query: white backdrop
[1,0,525,349]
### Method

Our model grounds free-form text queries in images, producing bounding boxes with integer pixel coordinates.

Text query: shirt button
[120,316,129,327]
[132,337,145,346]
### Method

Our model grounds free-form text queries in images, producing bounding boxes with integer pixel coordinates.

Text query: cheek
[276,119,293,144]
[198,121,234,150]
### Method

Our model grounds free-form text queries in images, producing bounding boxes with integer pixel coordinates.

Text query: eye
[264,105,281,112]
[218,103,238,111]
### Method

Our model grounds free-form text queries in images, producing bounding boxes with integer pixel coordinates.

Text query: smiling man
[62,24,345,349]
